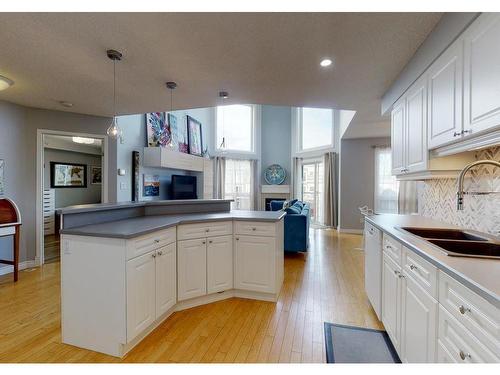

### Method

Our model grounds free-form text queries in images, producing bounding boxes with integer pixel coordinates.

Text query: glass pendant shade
[106,117,122,139]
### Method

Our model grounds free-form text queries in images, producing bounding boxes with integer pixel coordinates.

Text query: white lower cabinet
[400,273,438,363]
[382,253,402,351]
[177,238,207,301]
[234,235,276,293]
[126,250,158,342]
[207,235,233,294]
[155,242,177,317]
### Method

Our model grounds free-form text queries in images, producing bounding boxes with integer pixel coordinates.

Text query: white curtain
[291,157,303,200]
[251,159,259,210]
[214,156,226,199]
[224,159,255,210]
[374,146,399,214]
[323,152,338,227]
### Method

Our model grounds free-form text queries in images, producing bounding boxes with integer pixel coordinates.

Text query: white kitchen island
[58,200,285,357]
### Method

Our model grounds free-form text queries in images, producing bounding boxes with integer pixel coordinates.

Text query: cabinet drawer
[383,234,402,265]
[177,221,232,240]
[126,227,176,260]
[402,246,438,298]
[234,221,276,237]
[438,271,500,356]
[438,305,499,363]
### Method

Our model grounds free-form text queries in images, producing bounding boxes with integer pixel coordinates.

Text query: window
[299,107,334,151]
[216,105,254,153]
[224,159,254,210]
[374,146,399,214]
[301,159,324,224]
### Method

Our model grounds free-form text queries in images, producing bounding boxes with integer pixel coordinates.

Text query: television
[171,175,197,200]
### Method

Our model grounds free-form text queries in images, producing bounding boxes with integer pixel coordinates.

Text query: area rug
[324,322,401,363]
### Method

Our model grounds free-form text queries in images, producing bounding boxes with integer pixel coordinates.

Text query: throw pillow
[285,205,301,215]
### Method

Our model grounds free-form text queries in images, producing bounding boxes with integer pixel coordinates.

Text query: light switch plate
[120,182,128,190]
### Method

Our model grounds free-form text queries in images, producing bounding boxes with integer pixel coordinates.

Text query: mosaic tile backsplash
[418,146,500,236]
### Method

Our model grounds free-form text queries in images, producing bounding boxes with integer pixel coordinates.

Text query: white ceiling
[0,13,442,137]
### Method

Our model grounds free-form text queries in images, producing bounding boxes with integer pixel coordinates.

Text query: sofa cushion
[293,201,304,210]
[285,205,301,215]
[289,198,299,206]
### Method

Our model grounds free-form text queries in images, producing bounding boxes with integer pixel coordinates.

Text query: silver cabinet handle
[409,264,418,271]
[399,274,405,279]
[386,245,393,250]
[252,227,257,231]
[154,239,160,243]
[202,241,206,244]
[462,129,472,135]
[394,270,401,276]
[235,237,239,241]
[205,229,210,232]
[458,305,471,315]
[209,240,213,244]
[459,350,471,361]
[453,131,462,137]
[157,250,162,256]
[152,253,156,258]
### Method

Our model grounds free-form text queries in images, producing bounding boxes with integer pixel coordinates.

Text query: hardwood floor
[0,228,382,363]
[44,234,60,264]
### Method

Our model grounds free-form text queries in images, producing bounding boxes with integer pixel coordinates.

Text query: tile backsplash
[418,146,500,235]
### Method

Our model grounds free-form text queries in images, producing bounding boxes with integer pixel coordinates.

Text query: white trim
[0,260,36,276]
[337,228,364,234]
[36,129,109,266]
[430,128,500,157]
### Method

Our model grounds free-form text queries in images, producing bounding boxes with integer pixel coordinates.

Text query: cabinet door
[234,235,276,293]
[177,238,207,301]
[405,78,428,173]
[364,222,382,320]
[126,251,156,342]
[382,254,401,352]
[463,13,500,135]
[427,39,464,149]
[155,242,176,318]
[207,235,233,294]
[400,274,438,363]
[391,100,406,175]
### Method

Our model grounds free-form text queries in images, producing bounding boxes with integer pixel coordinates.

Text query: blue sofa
[270,200,310,253]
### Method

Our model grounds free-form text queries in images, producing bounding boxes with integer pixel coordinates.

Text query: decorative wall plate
[264,164,286,185]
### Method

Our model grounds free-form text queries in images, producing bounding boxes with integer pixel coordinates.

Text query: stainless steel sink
[396,227,500,259]
[427,240,500,259]
[399,227,489,241]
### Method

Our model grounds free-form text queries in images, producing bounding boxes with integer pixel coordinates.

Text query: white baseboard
[0,260,37,277]
[337,228,364,234]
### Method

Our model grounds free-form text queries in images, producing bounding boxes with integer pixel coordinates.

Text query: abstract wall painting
[167,113,179,151]
[90,166,102,185]
[132,151,140,201]
[143,174,160,197]
[187,115,203,156]
[146,112,171,147]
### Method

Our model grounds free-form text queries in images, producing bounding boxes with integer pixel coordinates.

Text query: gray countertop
[365,214,500,308]
[60,210,286,239]
[56,199,233,214]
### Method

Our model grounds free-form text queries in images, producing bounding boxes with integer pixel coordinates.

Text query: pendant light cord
[113,58,116,117]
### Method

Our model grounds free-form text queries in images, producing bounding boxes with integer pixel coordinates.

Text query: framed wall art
[50,162,87,188]
[187,115,203,156]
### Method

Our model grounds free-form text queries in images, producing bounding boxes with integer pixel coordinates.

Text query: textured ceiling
[0,13,442,136]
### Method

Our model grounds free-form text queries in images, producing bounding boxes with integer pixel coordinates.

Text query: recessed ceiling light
[72,136,95,144]
[320,58,333,67]
[0,75,14,91]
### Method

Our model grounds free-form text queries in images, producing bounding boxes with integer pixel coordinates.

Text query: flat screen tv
[171,175,197,200]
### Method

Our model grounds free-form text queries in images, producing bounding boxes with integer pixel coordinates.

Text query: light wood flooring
[44,234,60,264]
[0,228,382,363]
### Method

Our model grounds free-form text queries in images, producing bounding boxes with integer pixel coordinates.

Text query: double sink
[397,227,500,259]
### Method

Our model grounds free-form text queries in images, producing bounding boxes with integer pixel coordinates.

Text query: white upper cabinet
[405,78,428,173]
[391,100,406,175]
[463,13,500,136]
[427,39,464,149]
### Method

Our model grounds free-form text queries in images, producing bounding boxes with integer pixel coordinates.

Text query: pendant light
[166,81,177,149]
[218,90,229,152]
[106,49,123,139]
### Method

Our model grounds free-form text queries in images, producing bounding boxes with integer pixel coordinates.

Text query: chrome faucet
[456,159,500,210]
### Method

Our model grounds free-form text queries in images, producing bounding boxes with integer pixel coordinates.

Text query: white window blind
[374,146,399,214]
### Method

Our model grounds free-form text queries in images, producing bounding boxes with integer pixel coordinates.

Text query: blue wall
[261,105,292,184]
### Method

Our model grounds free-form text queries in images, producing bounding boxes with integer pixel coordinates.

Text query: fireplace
[260,185,290,210]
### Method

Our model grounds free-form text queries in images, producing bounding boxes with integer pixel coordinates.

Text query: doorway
[36,130,108,265]
[301,159,324,224]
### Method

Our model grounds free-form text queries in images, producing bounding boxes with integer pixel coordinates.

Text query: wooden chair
[0,198,22,282]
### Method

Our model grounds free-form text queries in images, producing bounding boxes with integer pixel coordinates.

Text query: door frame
[35,129,109,266]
